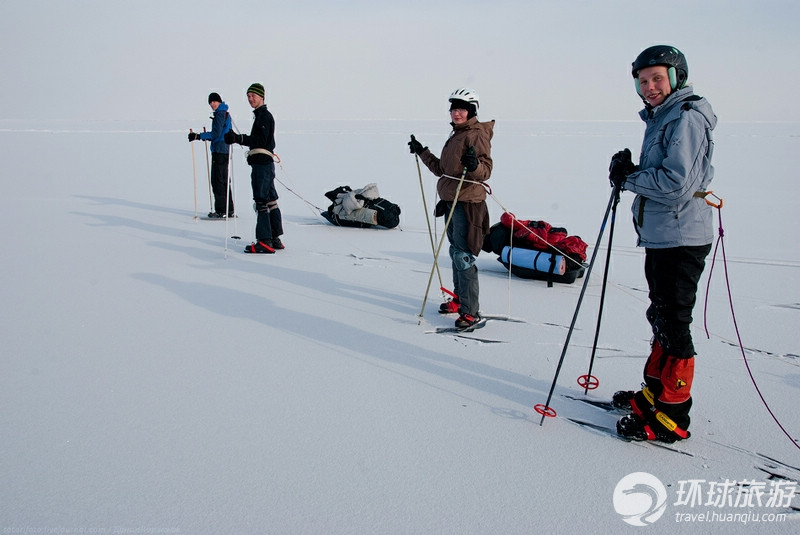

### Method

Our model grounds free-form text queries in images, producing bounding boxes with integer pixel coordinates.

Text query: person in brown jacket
[409,88,494,330]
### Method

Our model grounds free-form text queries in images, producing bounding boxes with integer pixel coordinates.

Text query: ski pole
[411,135,444,293]
[224,148,240,257]
[580,187,621,394]
[228,148,240,239]
[190,129,198,220]
[418,148,473,323]
[224,150,231,256]
[536,183,621,425]
[203,127,213,212]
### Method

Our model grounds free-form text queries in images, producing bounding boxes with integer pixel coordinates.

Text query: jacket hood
[217,102,229,113]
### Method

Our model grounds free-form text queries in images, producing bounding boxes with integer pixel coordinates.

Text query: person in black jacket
[224,83,284,253]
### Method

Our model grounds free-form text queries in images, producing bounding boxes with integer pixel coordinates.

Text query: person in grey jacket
[608,45,717,443]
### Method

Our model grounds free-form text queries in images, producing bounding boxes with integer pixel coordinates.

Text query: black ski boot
[455,313,482,331]
[612,390,636,411]
[616,414,687,443]
[244,241,275,254]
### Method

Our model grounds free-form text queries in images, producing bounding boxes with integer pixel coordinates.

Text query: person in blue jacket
[188,92,234,218]
[608,46,717,443]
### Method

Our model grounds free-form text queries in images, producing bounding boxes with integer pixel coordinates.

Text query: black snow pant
[644,244,712,359]
[211,152,234,216]
[642,244,712,430]
[251,162,283,242]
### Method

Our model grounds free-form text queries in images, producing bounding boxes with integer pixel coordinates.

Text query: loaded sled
[321,184,401,229]
[483,212,588,286]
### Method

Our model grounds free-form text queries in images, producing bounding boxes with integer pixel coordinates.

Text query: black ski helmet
[631,45,688,94]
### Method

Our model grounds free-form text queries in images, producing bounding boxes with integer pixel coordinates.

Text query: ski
[424,318,507,343]
[431,318,488,334]
[431,314,525,325]
[565,394,800,471]
[562,394,626,414]
[423,314,522,343]
[451,334,506,344]
[566,417,633,442]
[481,314,526,323]
[562,394,695,455]
[565,417,694,456]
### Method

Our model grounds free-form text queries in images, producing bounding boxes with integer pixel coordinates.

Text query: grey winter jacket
[623,87,717,248]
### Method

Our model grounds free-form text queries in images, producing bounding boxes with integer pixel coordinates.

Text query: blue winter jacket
[199,102,231,154]
[623,87,717,248]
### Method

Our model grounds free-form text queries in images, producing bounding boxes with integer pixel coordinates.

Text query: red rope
[704,201,799,451]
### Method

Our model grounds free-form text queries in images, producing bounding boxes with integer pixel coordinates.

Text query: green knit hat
[247,83,265,98]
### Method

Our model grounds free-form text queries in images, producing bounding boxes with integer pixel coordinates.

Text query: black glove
[188,132,200,142]
[224,131,242,145]
[608,148,637,189]
[408,136,426,155]
[461,149,478,172]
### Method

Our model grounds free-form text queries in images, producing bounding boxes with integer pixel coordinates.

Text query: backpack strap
[534,250,556,288]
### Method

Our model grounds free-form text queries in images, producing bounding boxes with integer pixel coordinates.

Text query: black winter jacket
[241,105,276,165]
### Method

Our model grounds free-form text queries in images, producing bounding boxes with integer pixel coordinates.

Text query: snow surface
[1,119,799,534]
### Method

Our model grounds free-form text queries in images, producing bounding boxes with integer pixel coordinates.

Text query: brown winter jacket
[419,117,494,203]
[419,117,494,255]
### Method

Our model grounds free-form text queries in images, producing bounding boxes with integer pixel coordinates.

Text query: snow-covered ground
[1,119,798,534]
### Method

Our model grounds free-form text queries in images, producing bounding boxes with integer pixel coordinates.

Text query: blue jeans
[446,202,479,316]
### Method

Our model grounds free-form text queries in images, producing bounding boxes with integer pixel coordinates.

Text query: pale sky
[1,0,798,124]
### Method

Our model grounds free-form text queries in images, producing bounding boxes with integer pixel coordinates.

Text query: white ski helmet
[448,87,480,111]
